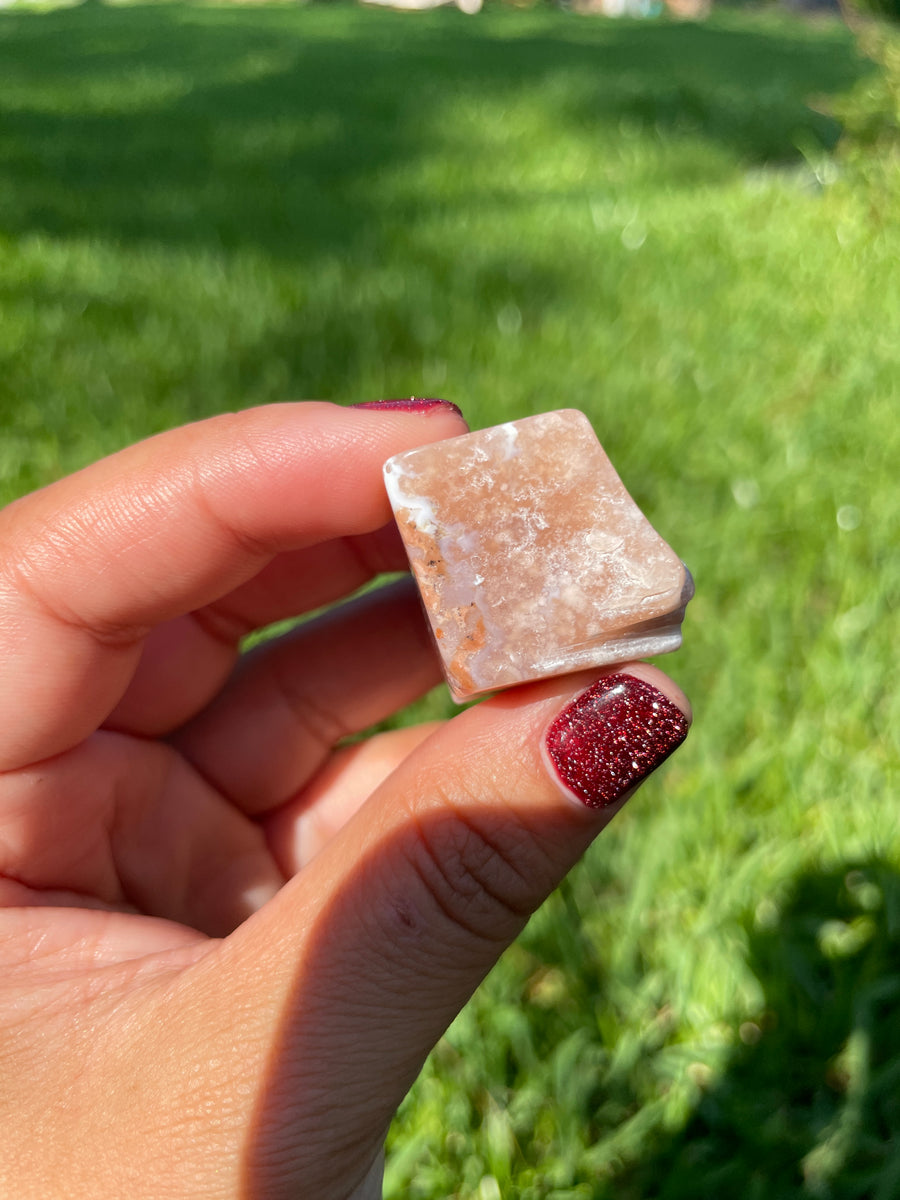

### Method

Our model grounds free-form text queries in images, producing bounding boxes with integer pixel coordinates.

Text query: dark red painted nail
[545,674,689,810]
[352,398,464,419]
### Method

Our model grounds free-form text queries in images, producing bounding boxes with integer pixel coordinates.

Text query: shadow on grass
[236,812,900,1199]
[0,2,869,262]
[621,859,900,1199]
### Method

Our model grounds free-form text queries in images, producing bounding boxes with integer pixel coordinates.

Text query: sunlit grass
[0,3,898,1195]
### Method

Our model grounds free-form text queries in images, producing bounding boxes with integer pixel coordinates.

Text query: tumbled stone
[384,409,693,702]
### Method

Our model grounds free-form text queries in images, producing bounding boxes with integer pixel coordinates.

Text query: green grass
[1,2,899,1195]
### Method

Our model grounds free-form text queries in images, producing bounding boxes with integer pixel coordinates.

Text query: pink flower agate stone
[384,409,693,702]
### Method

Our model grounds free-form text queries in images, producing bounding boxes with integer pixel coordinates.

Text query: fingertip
[606,661,692,727]
[541,667,690,813]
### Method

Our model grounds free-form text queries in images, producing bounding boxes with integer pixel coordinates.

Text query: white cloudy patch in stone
[383,460,439,537]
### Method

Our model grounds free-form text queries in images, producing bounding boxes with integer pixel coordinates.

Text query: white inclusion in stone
[586,528,625,555]
[498,421,520,459]
[384,461,439,536]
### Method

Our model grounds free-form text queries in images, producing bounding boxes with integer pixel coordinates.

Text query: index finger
[0,402,466,771]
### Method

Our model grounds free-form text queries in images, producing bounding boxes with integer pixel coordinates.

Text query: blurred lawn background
[1,1,899,1195]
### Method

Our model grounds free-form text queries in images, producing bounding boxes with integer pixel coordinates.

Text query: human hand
[0,401,690,1199]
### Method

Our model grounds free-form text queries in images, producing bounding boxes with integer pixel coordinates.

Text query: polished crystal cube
[384,409,692,702]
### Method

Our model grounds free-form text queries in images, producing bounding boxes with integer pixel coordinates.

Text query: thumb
[181,664,690,1197]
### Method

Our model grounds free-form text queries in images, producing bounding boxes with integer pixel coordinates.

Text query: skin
[0,402,690,1199]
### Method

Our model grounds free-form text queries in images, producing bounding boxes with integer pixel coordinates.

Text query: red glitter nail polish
[545,674,689,810]
[352,398,464,419]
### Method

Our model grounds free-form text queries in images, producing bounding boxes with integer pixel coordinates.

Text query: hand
[0,401,690,1199]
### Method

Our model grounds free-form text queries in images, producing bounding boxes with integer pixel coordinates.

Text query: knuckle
[271,667,348,752]
[0,529,147,648]
[392,796,548,948]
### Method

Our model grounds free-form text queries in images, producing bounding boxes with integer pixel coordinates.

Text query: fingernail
[352,398,464,419]
[544,674,689,810]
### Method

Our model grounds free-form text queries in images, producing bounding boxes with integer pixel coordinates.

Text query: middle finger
[171,577,443,816]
